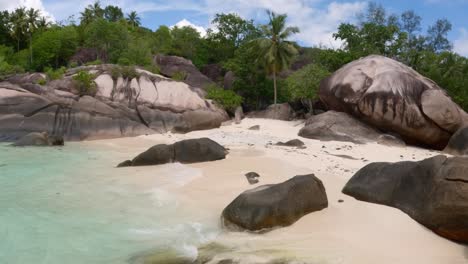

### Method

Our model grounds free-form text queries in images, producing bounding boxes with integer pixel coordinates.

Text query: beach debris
[245,172,260,185]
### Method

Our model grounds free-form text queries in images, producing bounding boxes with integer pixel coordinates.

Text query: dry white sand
[88,118,468,264]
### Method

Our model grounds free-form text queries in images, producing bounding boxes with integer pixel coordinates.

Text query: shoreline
[89,118,467,263]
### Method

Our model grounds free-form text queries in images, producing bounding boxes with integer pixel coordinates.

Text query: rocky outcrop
[222,174,328,231]
[248,103,294,121]
[154,54,214,89]
[118,138,227,167]
[319,55,468,149]
[12,132,64,146]
[299,111,382,144]
[444,126,468,156]
[0,65,228,141]
[343,155,468,243]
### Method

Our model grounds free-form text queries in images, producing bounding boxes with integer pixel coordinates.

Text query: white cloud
[0,0,54,21]
[454,28,468,57]
[1,0,367,48]
[172,19,207,37]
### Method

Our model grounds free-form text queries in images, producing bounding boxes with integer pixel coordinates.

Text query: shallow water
[0,143,218,264]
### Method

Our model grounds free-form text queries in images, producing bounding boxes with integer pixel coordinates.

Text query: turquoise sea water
[0,143,217,264]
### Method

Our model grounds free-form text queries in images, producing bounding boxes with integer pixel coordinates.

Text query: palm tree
[26,8,40,66]
[9,7,27,52]
[126,11,141,29]
[253,10,299,105]
[89,1,104,19]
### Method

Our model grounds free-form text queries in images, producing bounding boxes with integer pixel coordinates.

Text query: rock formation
[319,55,468,149]
[343,155,468,243]
[248,103,294,121]
[222,174,328,232]
[444,126,468,156]
[0,64,228,141]
[299,111,382,144]
[118,138,227,167]
[153,54,214,89]
[12,132,64,146]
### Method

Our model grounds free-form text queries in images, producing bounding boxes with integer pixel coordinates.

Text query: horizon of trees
[0,1,467,112]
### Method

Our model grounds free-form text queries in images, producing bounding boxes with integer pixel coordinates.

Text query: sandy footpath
[88,118,468,263]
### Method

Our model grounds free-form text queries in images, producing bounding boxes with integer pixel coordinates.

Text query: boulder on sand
[12,132,64,146]
[275,139,305,148]
[343,155,468,243]
[248,103,294,121]
[299,111,382,144]
[118,138,227,167]
[319,55,468,149]
[222,174,328,231]
[444,126,468,156]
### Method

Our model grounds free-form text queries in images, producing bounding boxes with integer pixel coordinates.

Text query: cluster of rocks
[0,60,228,142]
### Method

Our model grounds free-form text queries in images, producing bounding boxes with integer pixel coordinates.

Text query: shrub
[73,70,97,96]
[37,79,47,85]
[69,61,78,68]
[206,84,243,112]
[143,64,160,75]
[285,63,330,112]
[110,65,140,80]
[172,71,187,81]
[85,59,102,66]
[0,56,24,80]
[45,67,67,81]
[117,57,131,66]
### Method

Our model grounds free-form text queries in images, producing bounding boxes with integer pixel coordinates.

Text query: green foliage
[118,36,152,66]
[152,26,172,54]
[73,70,96,96]
[32,26,78,70]
[110,65,140,80]
[84,18,129,63]
[37,78,46,85]
[252,10,299,104]
[206,84,243,111]
[172,71,187,81]
[285,64,330,112]
[45,66,66,80]
[85,59,102,66]
[143,64,160,74]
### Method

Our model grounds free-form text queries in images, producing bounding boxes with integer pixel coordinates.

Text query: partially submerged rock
[118,138,227,167]
[299,111,381,144]
[319,55,468,149]
[12,132,64,146]
[343,155,468,243]
[222,174,328,232]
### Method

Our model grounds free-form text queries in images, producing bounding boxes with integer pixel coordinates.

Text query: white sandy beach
[85,118,468,264]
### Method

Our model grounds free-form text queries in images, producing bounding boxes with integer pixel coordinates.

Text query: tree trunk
[29,34,33,67]
[273,70,277,105]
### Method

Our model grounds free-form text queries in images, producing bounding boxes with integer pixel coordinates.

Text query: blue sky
[1,0,467,55]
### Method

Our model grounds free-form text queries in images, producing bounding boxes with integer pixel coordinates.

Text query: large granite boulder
[222,174,328,231]
[444,126,468,156]
[343,155,468,243]
[299,111,382,144]
[118,138,227,167]
[319,55,468,149]
[12,132,64,146]
[0,65,228,141]
[248,103,294,121]
[154,54,214,89]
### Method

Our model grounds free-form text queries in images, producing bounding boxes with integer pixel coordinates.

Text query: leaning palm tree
[26,8,40,66]
[126,11,141,29]
[253,10,299,105]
